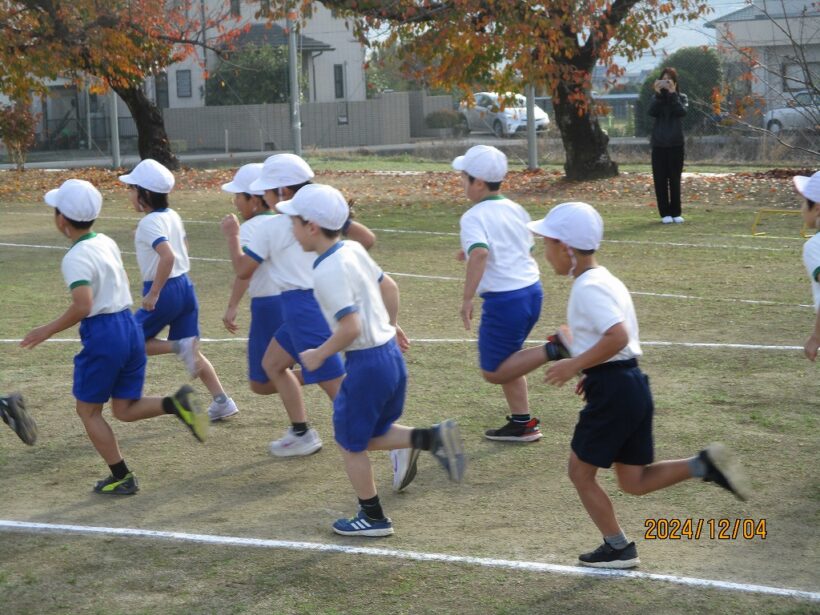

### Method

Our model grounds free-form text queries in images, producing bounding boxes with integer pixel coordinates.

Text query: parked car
[457,92,549,138]
[763,90,819,135]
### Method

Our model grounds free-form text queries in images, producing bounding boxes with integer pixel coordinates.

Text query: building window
[782,62,819,92]
[176,70,192,98]
[156,74,169,109]
[230,0,241,17]
[334,64,345,99]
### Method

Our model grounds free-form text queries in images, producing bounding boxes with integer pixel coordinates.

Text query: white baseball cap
[222,163,265,195]
[527,202,604,251]
[119,159,175,194]
[275,184,349,231]
[250,153,315,192]
[44,179,103,222]
[452,145,508,183]
[794,171,820,202]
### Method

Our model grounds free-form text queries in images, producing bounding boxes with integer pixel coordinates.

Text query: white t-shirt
[803,233,820,311]
[459,195,540,295]
[134,208,190,282]
[240,212,282,298]
[61,233,133,317]
[312,241,395,351]
[243,214,314,291]
[567,267,642,361]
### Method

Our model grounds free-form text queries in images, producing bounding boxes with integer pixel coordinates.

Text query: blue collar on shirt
[313,240,345,269]
[148,208,168,213]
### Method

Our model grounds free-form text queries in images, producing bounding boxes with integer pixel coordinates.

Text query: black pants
[651,146,684,218]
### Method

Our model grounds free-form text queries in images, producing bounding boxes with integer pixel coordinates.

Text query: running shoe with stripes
[1,393,37,446]
[430,419,465,483]
[484,416,542,442]
[332,509,394,537]
[93,472,139,495]
[170,385,208,443]
[700,442,750,501]
[208,397,239,422]
[390,447,420,492]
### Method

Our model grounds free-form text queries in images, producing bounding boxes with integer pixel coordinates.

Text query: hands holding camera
[654,78,676,94]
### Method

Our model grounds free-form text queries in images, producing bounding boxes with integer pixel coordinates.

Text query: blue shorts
[274,289,345,385]
[571,359,655,468]
[248,295,284,384]
[478,281,543,372]
[135,273,200,340]
[74,310,147,404]
[334,339,407,453]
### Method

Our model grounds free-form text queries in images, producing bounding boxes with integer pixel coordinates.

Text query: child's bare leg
[76,401,123,465]
[500,375,529,413]
[568,451,622,537]
[110,397,164,422]
[196,351,227,398]
[614,460,692,496]
[262,340,306,423]
[250,380,278,395]
[318,375,344,401]
[367,424,413,451]
[340,447,377,499]
[145,338,174,356]
[483,346,547,384]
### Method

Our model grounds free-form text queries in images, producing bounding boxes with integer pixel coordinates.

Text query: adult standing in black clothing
[649,67,688,224]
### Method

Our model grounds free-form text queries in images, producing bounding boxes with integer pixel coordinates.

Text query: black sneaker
[93,472,139,495]
[170,385,208,443]
[700,443,750,501]
[579,541,640,569]
[429,419,465,483]
[484,416,542,442]
[1,393,37,446]
[545,325,573,361]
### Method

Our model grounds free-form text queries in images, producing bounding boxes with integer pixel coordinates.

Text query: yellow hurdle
[751,209,811,237]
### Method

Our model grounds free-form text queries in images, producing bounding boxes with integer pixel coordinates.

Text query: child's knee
[481,369,504,385]
[250,380,275,395]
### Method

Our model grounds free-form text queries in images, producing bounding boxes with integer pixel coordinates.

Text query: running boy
[119,159,238,422]
[793,171,820,361]
[1,394,37,445]
[528,201,749,568]
[453,145,544,442]
[276,183,465,536]
[20,179,206,495]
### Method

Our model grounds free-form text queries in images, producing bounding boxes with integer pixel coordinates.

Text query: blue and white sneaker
[332,510,394,537]
[430,419,465,483]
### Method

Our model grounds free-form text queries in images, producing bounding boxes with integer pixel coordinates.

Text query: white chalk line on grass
[0,241,810,308]
[0,337,803,351]
[0,520,816,602]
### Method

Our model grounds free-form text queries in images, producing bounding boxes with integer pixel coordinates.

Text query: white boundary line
[0,337,803,351]
[0,520,816,602]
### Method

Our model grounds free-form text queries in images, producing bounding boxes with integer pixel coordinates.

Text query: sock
[410,428,433,451]
[359,495,385,520]
[511,413,531,424]
[109,460,130,480]
[292,422,308,436]
[604,531,629,550]
[213,393,228,405]
[171,340,181,354]
[688,454,707,478]
[162,396,178,416]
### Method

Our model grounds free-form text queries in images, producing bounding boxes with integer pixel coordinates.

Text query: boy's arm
[345,221,376,251]
[379,273,409,351]
[223,276,250,334]
[805,310,820,361]
[545,322,629,386]
[143,241,174,311]
[20,285,93,349]
[461,246,489,330]
[300,312,361,372]
[220,214,260,280]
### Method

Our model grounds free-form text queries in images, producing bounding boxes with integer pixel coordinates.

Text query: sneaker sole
[333,526,394,537]
[175,386,208,443]
[578,557,640,569]
[94,486,139,496]
[7,394,37,446]
[209,408,240,422]
[485,432,542,442]
[439,419,465,483]
[268,443,322,458]
[394,448,421,492]
[706,442,750,501]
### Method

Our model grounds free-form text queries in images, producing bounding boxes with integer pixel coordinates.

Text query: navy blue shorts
[334,339,407,453]
[274,289,345,385]
[135,273,200,340]
[248,295,284,383]
[478,281,543,372]
[74,310,147,404]
[571,359,655,468]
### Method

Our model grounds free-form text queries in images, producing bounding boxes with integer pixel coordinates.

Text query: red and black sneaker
[545,324,573,361]
[484,416,542,442]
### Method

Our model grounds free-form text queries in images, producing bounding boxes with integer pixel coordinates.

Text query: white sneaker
[177,336,199,378]
[661,216,673,224]
[673,216,685,224]
[268,427,322,457]
[208,397,239,422]
[391,448,421,492]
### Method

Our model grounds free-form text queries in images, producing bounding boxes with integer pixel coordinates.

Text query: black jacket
[648,91,688,148]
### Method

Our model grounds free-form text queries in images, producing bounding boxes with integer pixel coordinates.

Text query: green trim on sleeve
[467,242,490,254]
[69,280,91,290]
[813,265,820,282]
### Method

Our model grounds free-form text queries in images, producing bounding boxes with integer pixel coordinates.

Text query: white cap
[527,202,604,251]
[250,153,315,192]
[44,179,103,222]
[275,184,349,231]
[452,145,508,183]
[222,163,265,195]
[119,159,175,194]
[794,171,820,202]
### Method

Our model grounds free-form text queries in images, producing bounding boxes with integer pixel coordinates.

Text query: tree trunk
[112,84,179,170]
[553,81,619,181]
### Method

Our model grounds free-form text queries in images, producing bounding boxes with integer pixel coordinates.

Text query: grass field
[0,162,818,614]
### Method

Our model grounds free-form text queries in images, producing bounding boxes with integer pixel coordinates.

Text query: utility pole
[526,84,538,170]
[109,88,121,168]
[287,10,302,156]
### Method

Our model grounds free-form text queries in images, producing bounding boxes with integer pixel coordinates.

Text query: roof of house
[235,23,334,52]
[706,0,819,27]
